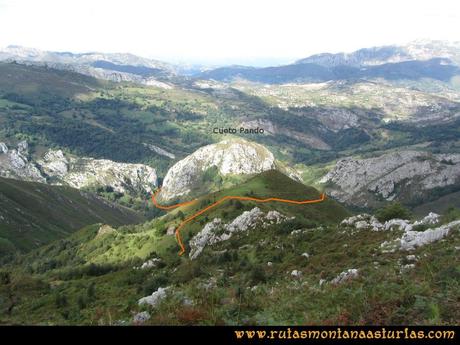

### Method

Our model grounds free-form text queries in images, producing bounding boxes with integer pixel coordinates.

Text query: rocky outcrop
[341,214,385,231]
[343,212,458,252]
[189,207,293,259]
[330,269,359,285]
[341,212,441,232]
[133,311,150,324]
[320,150,460,207]
[159,139,276,201]
[138,258,161,269]
[57,156,157,194]
[38,149,157,194]
[0,142,157,194]
[399,220,460,251]
[0,141,45,183]
[138,287,169,307]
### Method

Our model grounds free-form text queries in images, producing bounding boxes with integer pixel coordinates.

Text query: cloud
[0,0,459,64]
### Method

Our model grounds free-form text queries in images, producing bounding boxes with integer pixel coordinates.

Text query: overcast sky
[0,0,459,65]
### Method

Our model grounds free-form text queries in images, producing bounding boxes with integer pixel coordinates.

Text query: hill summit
[158,139,278,201]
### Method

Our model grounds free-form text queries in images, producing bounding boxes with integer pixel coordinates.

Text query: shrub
[143,273,170,295]
[55,293,68,308]
[77,295,87,310]
[87,282,96,300]
[375,202,411,222]
[249,265,267,285]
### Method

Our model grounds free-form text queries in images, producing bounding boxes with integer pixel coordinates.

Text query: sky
[0,0,459,66]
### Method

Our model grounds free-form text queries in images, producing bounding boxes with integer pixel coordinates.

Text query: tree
[375,202,411,222]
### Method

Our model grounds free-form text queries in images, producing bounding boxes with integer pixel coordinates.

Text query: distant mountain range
[2,40,460,85]
[198,40,460,84]
[295,40,460,67]
[0,45,178,85]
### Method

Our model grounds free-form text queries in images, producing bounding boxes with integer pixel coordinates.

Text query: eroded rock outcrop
[320,151,460,207]
[344,212,459,252]
[159,139,276,201]
[0,142,157,194]
[0,141,45,183]
[189,207,293,259]
[138,287,169,307]
[399,220,460,251]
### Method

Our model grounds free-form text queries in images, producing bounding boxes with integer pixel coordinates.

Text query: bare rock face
[320,150,460,207]
[37,149,157,194]
[39,150,69,178]
[0,141,45,183]
[61,157,157,194]
[159,139,276,201]
[0,142,157,195]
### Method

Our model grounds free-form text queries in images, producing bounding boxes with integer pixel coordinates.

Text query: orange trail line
[151,188,197,210]
[152,189,326,256]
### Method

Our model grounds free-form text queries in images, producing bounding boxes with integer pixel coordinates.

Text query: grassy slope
[1,171,347,324]
[1,203,458,325]
[0,172,458,325]
[0,177,145,253]
[0,62,103,99]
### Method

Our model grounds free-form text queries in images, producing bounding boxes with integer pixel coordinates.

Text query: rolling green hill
[165,170,350,252]
[0,177,144,255]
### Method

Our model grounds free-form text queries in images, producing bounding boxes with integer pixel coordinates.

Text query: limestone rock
[321,151,460,207]
[0,144,158,195]
[0,142,45,183]
[189,207,293,259]
[291,270,302,278]
[38,149,157,194]
[159,139,275,201]
[413,212,440,226]
[138,287,169,307]
[330,269,359,285]
[400,220,460,251]
[133,311,150,324]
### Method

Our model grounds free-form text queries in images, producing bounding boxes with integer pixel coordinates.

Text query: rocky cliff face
[0,142,157,194]
[0,141,45,183]
[320,150,460,207]
[38,149,158,193]
[159,139,276,201]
